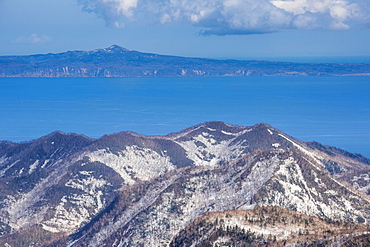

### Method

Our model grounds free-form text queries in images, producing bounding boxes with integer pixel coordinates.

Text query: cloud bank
[76,0,370,34]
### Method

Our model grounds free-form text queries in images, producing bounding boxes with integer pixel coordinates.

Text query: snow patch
[28,160,39,174]
[87,146,175,184]
[0,160,20,177]
[274,157,321,215]
[177,133,244,166]
[272,143,280,148]
[221,130,238,136]
[42,175,110,233]
[79,170,93,176]
[41,159,50,168]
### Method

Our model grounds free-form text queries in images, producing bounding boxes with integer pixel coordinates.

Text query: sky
[1,0,370,60]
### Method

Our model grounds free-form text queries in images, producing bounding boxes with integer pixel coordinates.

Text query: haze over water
[1,76,369,158]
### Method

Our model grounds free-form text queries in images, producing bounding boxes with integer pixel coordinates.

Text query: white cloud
[270,0,360,30]
[13,34,52,44]
[112,0,138,17]
[75,0,370,35]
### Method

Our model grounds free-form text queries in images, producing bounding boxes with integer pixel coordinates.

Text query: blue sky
[1,0,370,60]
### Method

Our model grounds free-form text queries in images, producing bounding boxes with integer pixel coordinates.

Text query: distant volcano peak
[106,44,130,52]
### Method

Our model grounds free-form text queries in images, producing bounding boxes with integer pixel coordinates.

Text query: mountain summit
[1,46,370,77]
[105,44,130,52]
[0,122,369,246]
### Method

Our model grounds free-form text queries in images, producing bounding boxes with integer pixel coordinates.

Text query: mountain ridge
[1,45,370,77]
[1,121,370,246]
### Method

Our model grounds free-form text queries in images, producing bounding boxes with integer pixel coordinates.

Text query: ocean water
[1,76,370,158]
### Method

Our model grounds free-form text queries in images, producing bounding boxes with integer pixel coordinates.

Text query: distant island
[1,45,370,77]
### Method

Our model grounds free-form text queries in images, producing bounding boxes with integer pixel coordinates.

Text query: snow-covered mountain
[0,122,369,246]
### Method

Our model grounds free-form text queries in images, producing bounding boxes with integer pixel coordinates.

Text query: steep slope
[0,131,94,229]
[59,148,369,246]
[1,45,370,77]
[307,141,370,196]
[0,122,369,247]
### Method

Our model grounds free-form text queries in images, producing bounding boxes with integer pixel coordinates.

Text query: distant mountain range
[0,122,369,246]
[1,45,370,77]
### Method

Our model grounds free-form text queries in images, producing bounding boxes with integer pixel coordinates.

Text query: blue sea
[1,76,370,158]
